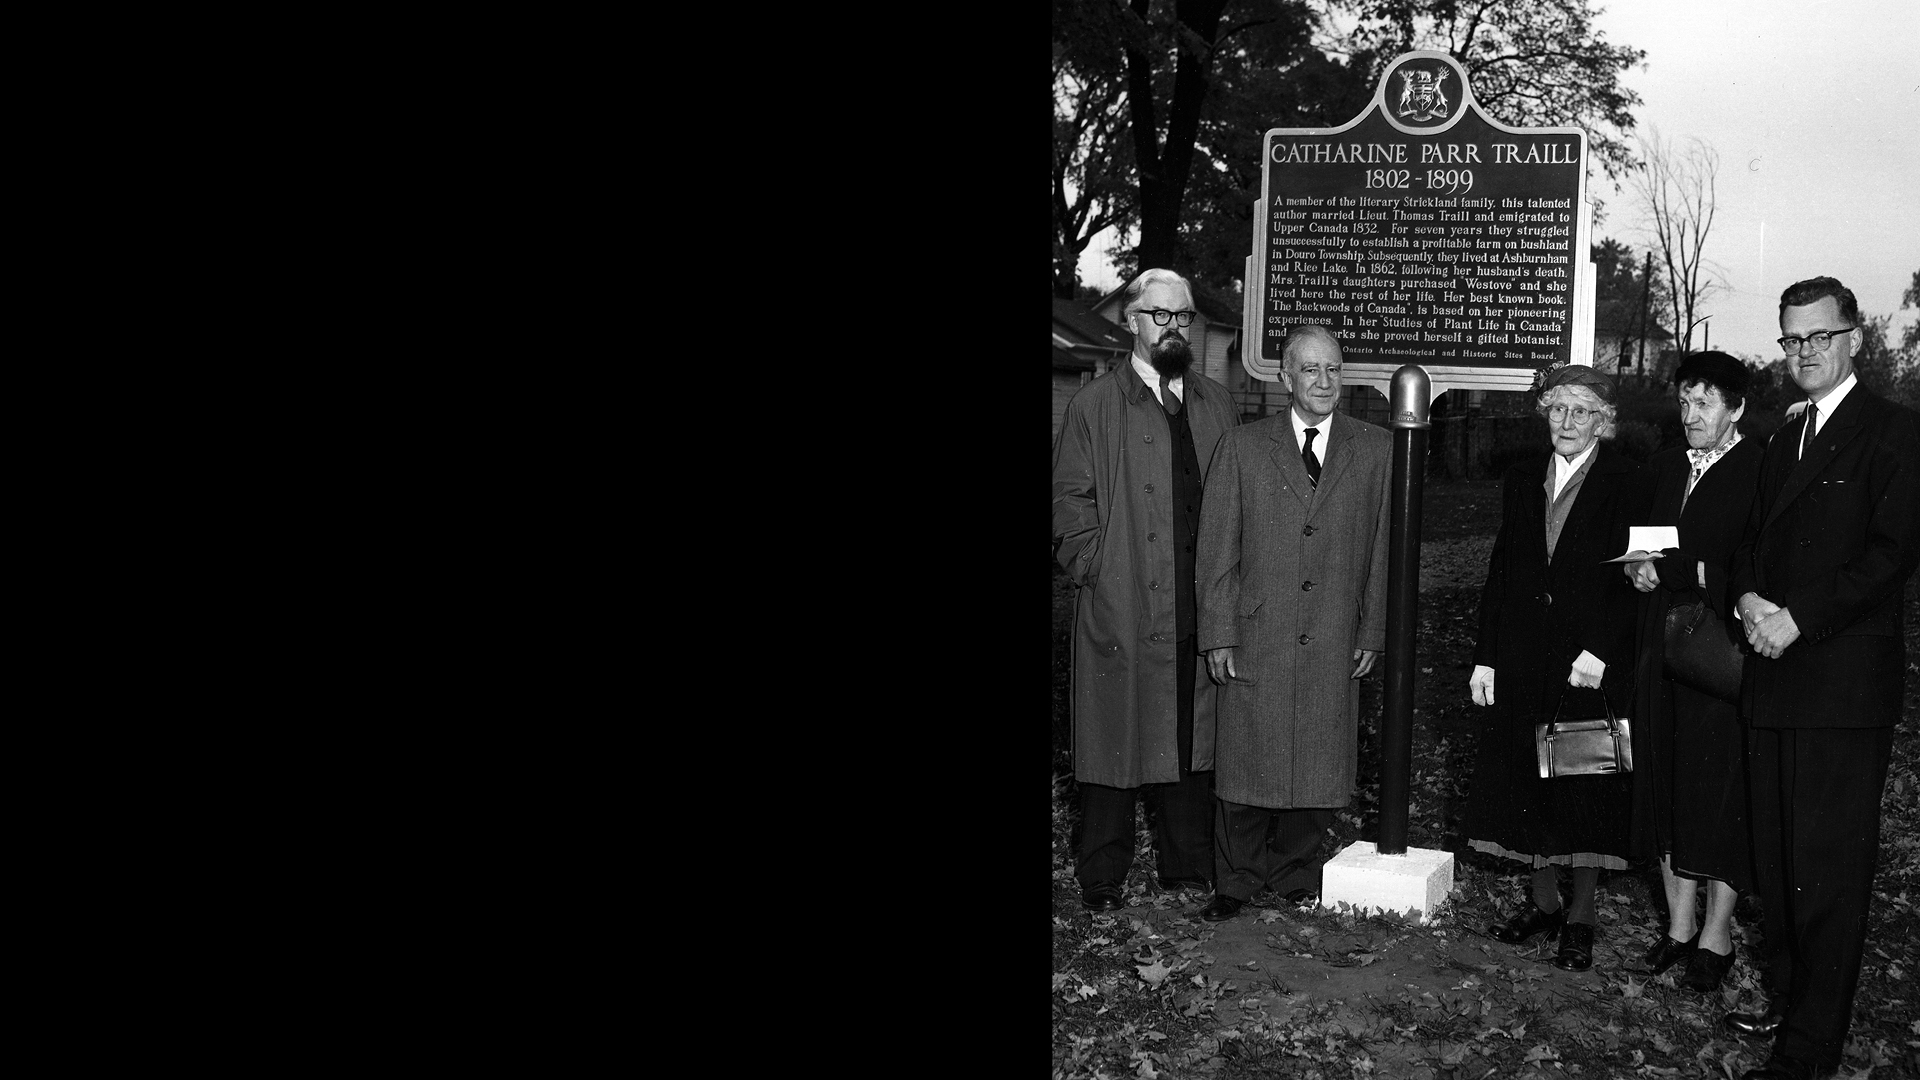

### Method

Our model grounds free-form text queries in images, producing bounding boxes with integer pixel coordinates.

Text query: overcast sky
[1074,0,1920,360]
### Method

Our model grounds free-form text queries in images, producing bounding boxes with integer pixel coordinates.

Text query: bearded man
[1053,268,1239,911]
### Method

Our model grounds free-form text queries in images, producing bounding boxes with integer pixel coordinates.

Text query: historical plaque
[1242,51,1596,396]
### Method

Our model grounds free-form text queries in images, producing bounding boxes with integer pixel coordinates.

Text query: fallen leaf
[1137,959,1171,987]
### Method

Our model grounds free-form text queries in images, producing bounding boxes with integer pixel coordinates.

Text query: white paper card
[1604,525,1680,563]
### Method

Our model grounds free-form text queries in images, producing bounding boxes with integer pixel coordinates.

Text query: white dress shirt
[1131,355,1182,406]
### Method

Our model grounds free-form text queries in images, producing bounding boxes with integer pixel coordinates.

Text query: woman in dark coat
[1623,352,1765,992]
[1464,363,1641,972]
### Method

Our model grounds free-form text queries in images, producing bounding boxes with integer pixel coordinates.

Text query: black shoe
[1199,894,1245,922]
[1490,905,1565,944]
[1551,922,1595,971]
[1157,876,1211,894]
[1722,1004,1787,1038]
[1283,888,1318,906]
[1643,931,1698,975]
[1081,882,1125,912]
[1681,945,1733,992]
[1740,1053,1827,1080]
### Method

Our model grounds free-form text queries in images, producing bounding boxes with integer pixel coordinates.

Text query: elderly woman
[1623,352,1766,992]
[1463,364,1641,971]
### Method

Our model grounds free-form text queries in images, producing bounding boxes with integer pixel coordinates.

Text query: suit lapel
[1267,418,1313,508]
[1764,391,1872,532]
[1553,450,1613,569]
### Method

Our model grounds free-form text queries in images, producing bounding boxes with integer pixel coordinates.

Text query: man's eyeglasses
[1777,327,1854,355]
[1546,404,1597,425]
[1136,309,1196,327]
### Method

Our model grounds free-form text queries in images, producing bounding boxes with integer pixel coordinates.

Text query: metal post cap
[1390,365,1431,429]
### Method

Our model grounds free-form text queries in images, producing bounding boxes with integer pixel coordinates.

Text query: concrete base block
[1320,841,1455,923]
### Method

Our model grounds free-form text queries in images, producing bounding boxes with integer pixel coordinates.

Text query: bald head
[1281,325,1344,423]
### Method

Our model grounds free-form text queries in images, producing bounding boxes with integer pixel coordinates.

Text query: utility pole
[1638,250,1652,374]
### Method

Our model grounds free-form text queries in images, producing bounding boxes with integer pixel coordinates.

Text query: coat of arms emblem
[1396,67,1451,122]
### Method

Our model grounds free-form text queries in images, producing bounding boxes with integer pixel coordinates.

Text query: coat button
[1148,532,1158,541]
[1541,592,1553,606]
[1299,634,1312,645]
[1144,435,1154,443]
[1144,483,1155,493]
[1150,581,1159,590]
[1302,581,1315,591]
[1303,524,1316,536]
[1151,632,1163,642]
[1799,538,1811,548]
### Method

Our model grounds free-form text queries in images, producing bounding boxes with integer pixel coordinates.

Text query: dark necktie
[1799,403,1818,461]
[1159,375,1180,417]
[1302,427,1321,488]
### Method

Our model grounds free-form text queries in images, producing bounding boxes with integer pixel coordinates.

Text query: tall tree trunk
[1126,0,1228,274]
[1055,242,1085,299]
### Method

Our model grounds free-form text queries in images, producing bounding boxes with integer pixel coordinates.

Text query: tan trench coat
[1196,412,1392,808]
[1052,361,1237,788]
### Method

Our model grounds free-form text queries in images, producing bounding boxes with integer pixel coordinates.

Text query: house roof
[1053,344,1095,372]
[1053,297,1134,350]
[1594,312,1673,340]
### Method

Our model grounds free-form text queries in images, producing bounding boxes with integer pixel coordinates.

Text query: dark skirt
[1655,679,1754,891]
[1462,684,1634,864]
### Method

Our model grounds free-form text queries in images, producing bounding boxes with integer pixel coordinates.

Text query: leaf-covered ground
[1052,478,1920,1080]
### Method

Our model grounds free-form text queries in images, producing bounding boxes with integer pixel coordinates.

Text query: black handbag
[1663,599,1745,704]
[1534,688,1633,778]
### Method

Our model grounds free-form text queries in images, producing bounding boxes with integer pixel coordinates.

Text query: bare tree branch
[1628,129,1720,352]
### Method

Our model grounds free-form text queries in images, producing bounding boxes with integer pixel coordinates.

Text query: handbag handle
[1549,683,1621,734]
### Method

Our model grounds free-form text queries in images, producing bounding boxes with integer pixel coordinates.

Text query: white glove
[1568,650,1605,689]
[1469,665,1496,706]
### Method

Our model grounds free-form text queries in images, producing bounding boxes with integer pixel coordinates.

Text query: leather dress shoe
[1722,1004,1787,1038]
[1681,945,1734,992]
[1643,931,1698,975]
[1157,876,1211,894]
[1551,921,1595,971]
[1199,894,1245,922]
[1081,882,1125,912]
[1740,1053,1827,1080]
[1490,905,1565,944]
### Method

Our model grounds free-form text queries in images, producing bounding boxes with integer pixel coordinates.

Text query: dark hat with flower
[1533,362,1616,404]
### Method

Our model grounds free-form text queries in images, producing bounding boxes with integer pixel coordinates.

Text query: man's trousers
[1212,800,1333,902]
[1747,725,1892,1069]
[1075,637,1213,888]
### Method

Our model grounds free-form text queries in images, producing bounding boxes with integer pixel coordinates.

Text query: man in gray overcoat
[1194,324,1392,922]
[1053,269,1239,912]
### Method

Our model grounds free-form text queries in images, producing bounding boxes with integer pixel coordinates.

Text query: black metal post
[1379,365,1431,856]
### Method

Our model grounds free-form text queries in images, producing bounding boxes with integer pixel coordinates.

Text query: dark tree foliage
[1591,237,1668,372]
[1053,0,1645,299]
[1327,0,1646,182]
[1904,268,1920,355]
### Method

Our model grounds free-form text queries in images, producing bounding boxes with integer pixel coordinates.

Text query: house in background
[1052,298,1134,442]
[1592,309,1675,381]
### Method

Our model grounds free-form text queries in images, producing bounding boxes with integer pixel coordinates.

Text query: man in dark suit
[1192,325,1392,922]
[1724,276,1920,1080]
